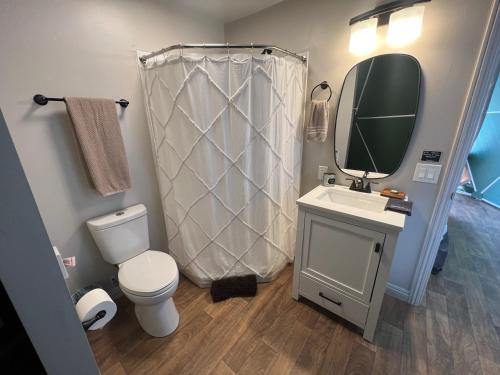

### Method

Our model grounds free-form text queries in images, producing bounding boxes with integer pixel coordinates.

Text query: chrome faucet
[346,171,376,193]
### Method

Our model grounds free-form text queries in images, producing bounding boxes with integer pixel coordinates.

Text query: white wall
[0,0,224,292]
[225,0,496,295]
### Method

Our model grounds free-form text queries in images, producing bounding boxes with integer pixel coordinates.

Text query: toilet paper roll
[75,288,117,330]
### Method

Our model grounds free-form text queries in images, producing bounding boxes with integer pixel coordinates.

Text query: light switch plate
[413,163,442,184]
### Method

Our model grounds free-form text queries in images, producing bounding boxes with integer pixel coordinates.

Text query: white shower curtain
[139,52,307,287]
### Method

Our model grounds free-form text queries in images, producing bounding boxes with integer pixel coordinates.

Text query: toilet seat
[118,250,178,297]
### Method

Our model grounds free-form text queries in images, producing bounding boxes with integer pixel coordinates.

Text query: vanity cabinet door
[300,212,385,303]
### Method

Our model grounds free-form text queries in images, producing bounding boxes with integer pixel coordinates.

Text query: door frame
[408,2,500,305]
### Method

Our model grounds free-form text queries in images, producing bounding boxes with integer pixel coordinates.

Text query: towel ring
[310,81,332,101]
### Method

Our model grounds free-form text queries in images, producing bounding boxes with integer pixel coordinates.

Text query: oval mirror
[334,54,421,179]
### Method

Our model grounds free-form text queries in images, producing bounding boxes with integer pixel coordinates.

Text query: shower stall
[139,44,307,287]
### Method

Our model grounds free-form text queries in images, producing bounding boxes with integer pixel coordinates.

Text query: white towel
[306,100,329,143]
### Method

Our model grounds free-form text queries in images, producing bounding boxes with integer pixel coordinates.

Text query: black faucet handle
[346,178,358,189]
[363,180,379,193]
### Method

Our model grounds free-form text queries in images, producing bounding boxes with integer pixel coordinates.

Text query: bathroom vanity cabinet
[292,185,406,342]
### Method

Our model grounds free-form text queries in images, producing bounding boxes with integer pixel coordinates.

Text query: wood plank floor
[88,194,500,375]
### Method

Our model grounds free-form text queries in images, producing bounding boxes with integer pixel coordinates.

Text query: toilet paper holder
[82,310,107,331]
[75,288,117,331]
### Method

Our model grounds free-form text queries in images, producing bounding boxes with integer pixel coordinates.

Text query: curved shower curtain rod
[139,43,307,64]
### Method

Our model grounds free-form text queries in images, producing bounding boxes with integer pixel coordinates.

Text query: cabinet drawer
[299,273,369,328]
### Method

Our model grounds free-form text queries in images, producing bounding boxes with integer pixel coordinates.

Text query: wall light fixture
[348,0,430,54]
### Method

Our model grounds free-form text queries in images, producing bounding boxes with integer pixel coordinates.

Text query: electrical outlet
[318,165,328,180]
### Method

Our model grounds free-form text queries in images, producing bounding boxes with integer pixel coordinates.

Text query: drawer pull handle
[319,292,342,306]
[374,242,381,253]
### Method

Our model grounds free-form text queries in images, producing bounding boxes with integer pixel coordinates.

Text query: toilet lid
[118,250,178,296]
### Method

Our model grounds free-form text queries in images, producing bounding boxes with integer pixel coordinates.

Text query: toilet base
[134,297,179,337]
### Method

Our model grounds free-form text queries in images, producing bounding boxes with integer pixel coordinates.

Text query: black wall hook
[310,81,332,101]
[33,94,129,108]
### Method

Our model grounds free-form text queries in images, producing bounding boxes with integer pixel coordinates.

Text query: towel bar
[33,94,129,108]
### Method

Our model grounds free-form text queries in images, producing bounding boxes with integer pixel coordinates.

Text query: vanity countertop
[296,185,406,231]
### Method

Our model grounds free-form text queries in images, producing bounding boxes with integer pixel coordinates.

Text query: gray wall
[1,0,495,298]
[225,0,496,294]
[0,110,99,374]
[0,0,224,292]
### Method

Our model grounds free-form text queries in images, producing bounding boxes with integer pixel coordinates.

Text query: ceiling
[166,0,285,24]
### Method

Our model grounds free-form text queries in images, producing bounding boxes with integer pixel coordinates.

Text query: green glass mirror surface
[334,54,421,179]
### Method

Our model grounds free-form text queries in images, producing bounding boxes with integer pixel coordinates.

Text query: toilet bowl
[87,204,180,337]
[118,250,179,337]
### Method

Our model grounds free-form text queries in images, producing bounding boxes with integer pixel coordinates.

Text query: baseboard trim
[385,283,409,302]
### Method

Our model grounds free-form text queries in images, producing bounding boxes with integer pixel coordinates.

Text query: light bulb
[387,6,425,47]
[349,18,378,55]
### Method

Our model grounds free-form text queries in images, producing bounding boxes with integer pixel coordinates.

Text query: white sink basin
[297,185,405,230]
[316,188,387,213]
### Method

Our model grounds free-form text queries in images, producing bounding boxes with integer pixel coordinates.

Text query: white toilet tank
[87,204,150,265]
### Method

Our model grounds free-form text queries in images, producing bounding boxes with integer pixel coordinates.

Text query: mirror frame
[333,53,422,180]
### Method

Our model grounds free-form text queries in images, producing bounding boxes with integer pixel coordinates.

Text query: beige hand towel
[306,99,329,143]
[65,97,131,196]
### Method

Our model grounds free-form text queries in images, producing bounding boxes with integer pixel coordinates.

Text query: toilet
[86,204,179,337]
